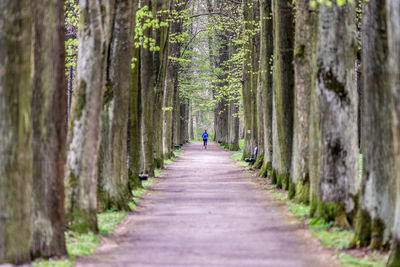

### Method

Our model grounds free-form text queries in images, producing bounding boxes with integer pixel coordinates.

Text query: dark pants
[203,139,208,146]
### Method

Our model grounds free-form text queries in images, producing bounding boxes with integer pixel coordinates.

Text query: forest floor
[76,142,340,267]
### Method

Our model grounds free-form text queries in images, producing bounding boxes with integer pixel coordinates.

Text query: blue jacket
[202,132,209,140]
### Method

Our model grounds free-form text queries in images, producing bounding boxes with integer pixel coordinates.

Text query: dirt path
[77,142,340,267]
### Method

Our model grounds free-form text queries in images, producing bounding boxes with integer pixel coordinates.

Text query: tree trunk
[30,0,68,258]
[254,70,264,169]
[289,0,317,202]
[154,0,169,168]
[386,0,400,265]
[140,0,155,176]
[251,1,260,165]
[309,2,358,228]
[98,0,135,211]
[352,0,396,250]
[128,44,143,189]
[190,104,194,140]
[163,60,177,157]
[271,0,295,189]
[64,0,108,233]
[259,0,274,178]
[242,0,254,159]
[0,1,32,264]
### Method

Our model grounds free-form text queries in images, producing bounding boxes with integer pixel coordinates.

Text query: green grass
[312,227,354,249]
[288,202,310,218]
[98,211,128,236]
[164,158,173,165]
[35,209,130,266]
[230,141,250,168]
[35,171,157,266]
[65,231,100,258]
[308,218,333,231]
[272,192,286,201]
[338,252,387,267]
[239,139,244,151]
[33,259,73,267]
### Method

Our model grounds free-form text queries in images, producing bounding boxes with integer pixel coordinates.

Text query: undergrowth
[269,185,386,266]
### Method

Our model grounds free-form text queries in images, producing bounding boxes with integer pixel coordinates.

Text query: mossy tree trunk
[271,0,295,189]
[65,0,108,233]
[126,0,142,190]
[189,104,195,140]
[289,0,317,202]
[128,45,143,189]
[259,0,274,178]
[242,0,254,159]
[387,0,400,265]
[0,1,32,264]
[215,32,230,146]
[254,70,264,168]
[154,0,169,168]
[98,0,135,211]
[163,55,178,157]
[140,0,155,176]
[352,0,396,250]
[309,2,358,228]
[30,0,68,258]
[251,1,260,165]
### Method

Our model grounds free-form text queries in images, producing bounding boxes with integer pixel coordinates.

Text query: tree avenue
[1,0,400,266]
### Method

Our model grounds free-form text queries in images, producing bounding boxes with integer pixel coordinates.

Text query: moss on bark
[294,179,310,204]
[271,169,277,184]
[68,210,98,234]
[388,238,400,267]
[310,196,350,229]
[288,181,296,199]
[370,218,385,250]
[276,172,289,190]
[259,161,272,178]
[253,153,264,169]
[351,209,371,249]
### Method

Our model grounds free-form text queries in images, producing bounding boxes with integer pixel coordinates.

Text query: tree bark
[289,0,317,202]
[141,0,155,176]
[0,1,32,264]
[309,2,358,228]
[251,1,260,165]
[386,0,400,265]
[98,0,135,211]
[64,0,108,233]
[352,0,396,250]
[30,0,68,258]
[128,44,143,189]
[259,0,274,178]
[242,0,254,159]
[271,0,295,189]
[154,0,169,168]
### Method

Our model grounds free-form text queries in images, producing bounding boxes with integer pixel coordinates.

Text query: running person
[202,130,209,149]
